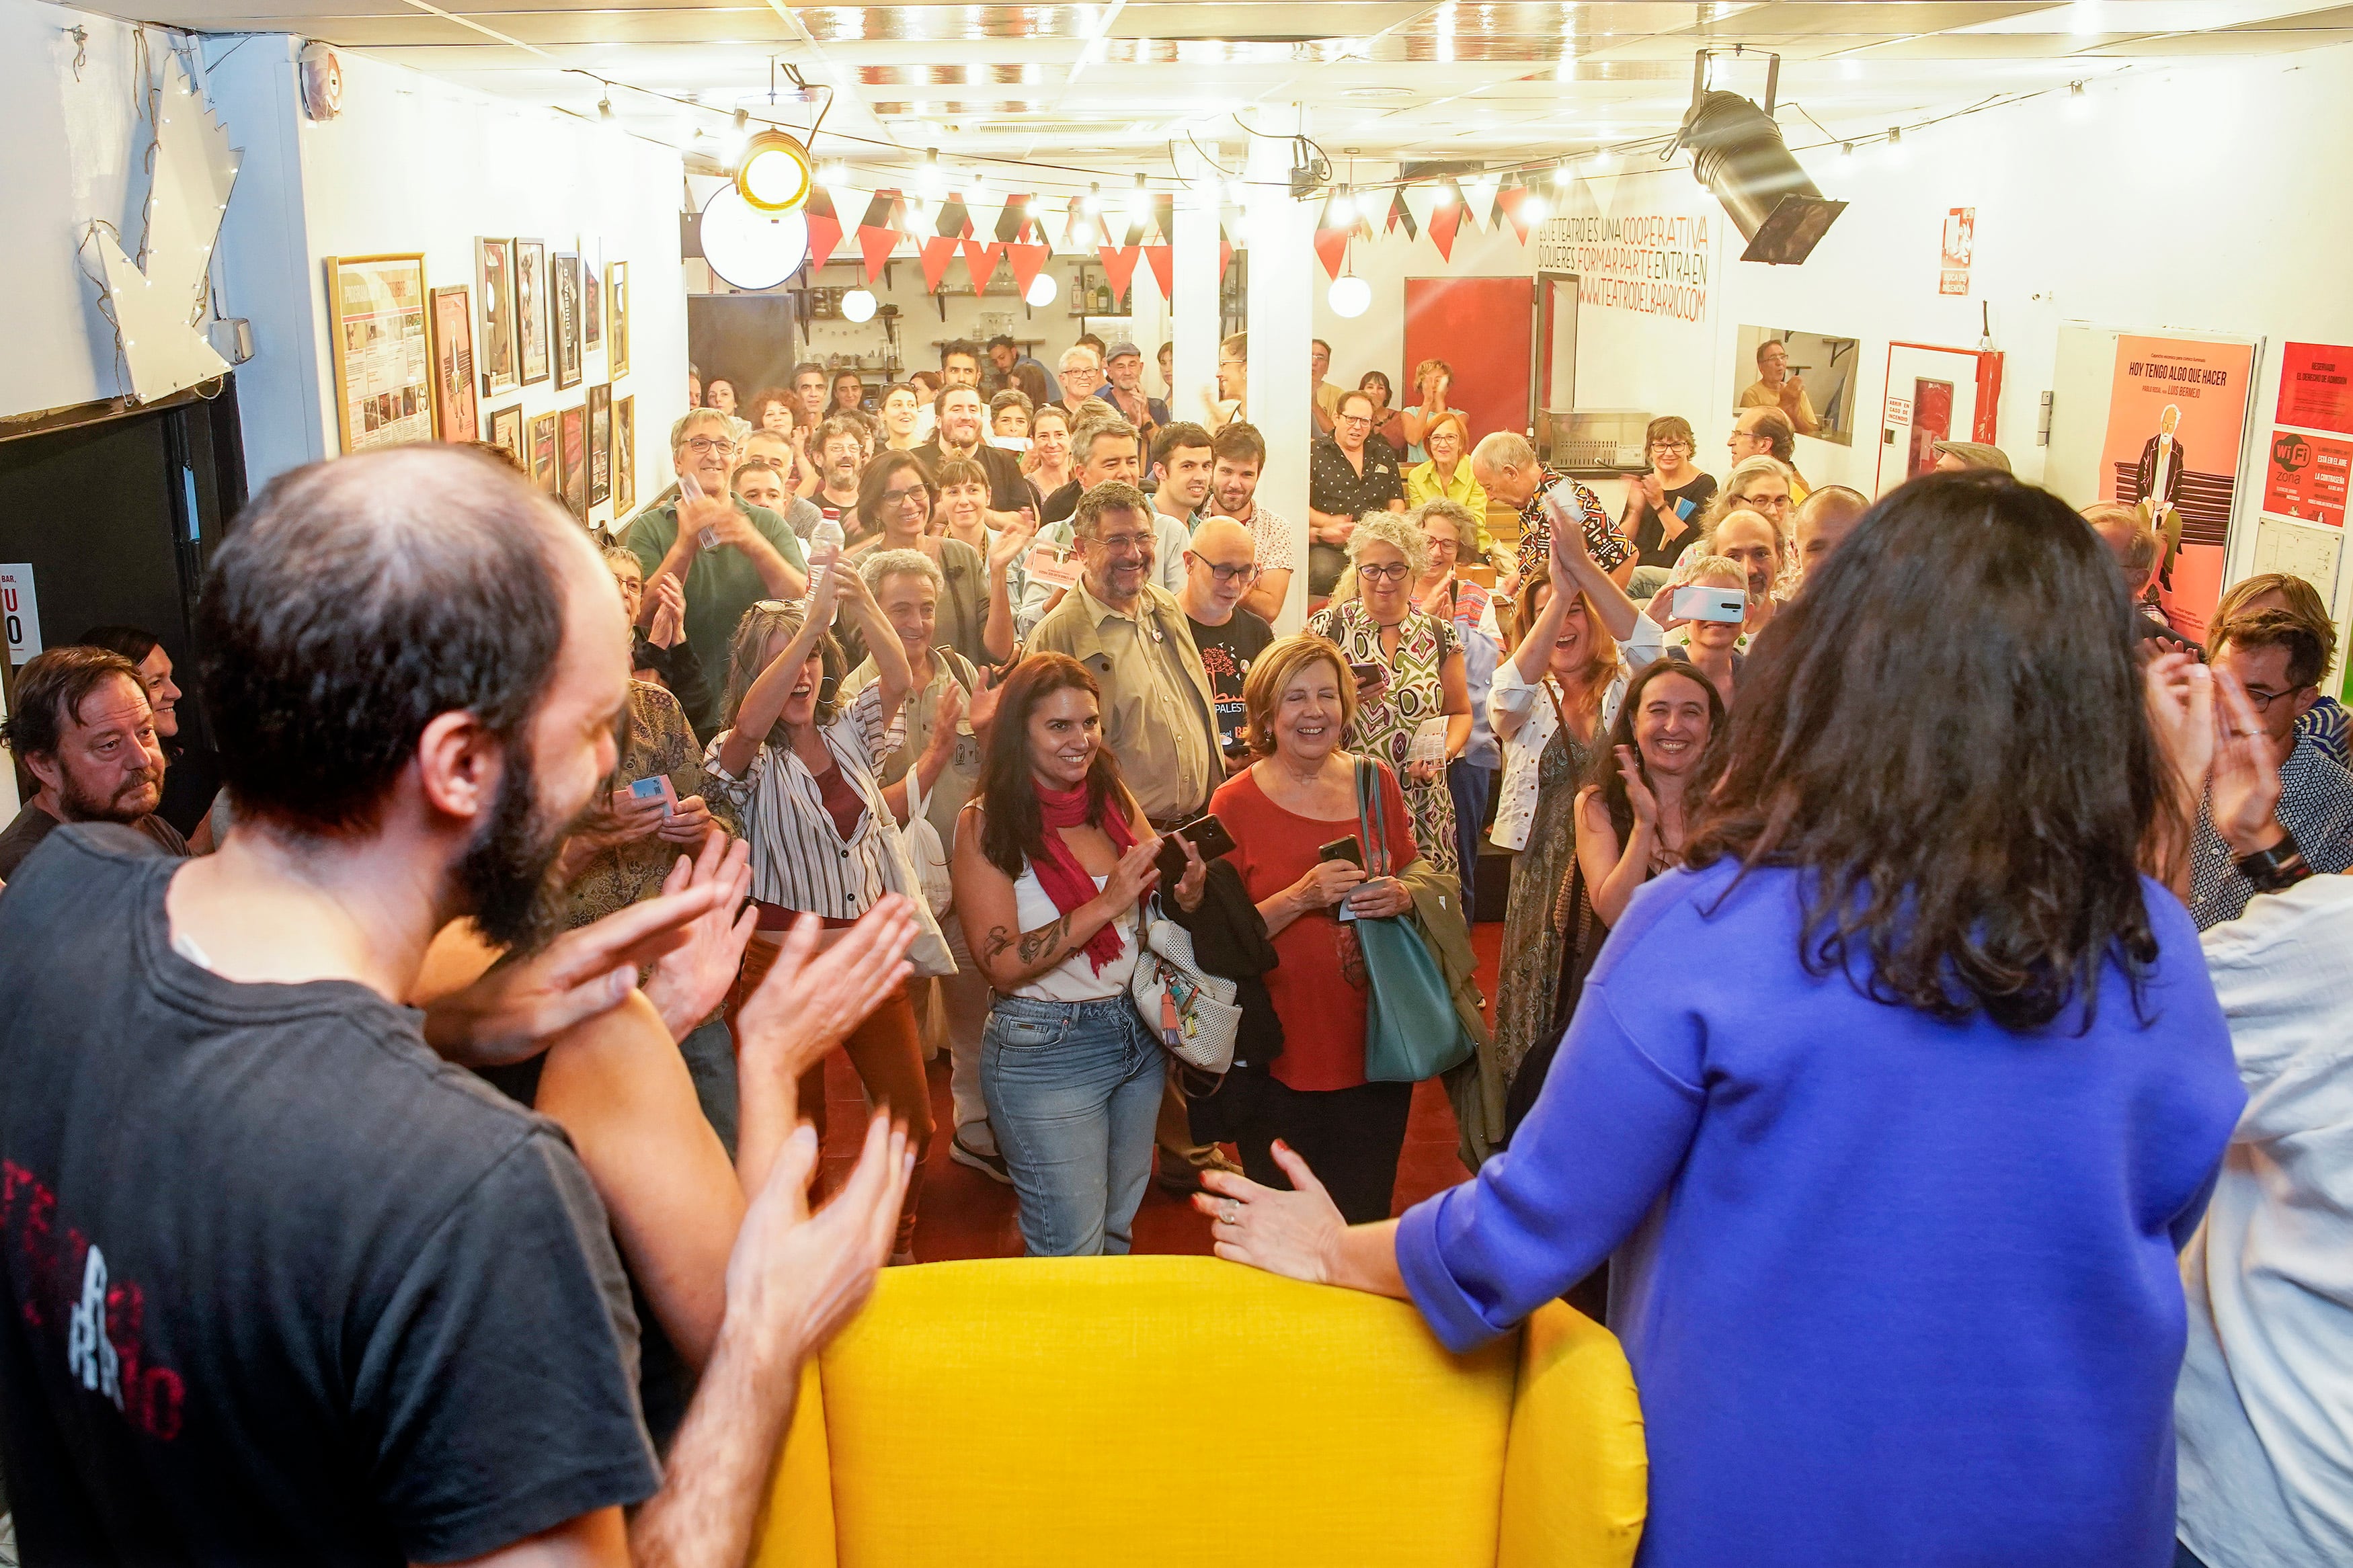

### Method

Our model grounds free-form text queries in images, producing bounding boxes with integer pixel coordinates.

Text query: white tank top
[1009,862,1140,1001]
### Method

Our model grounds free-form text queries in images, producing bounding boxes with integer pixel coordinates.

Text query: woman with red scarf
[952,655,1205,1255]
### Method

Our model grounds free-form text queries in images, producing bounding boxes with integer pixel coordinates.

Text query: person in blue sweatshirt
[1199,469,2247,1568]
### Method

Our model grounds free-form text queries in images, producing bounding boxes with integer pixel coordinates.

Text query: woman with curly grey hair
[1307,511,1474,876]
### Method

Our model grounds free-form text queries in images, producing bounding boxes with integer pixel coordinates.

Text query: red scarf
[1032,782,1138,973]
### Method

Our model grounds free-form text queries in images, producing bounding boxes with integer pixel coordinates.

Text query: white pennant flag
[1398,181,1446,239]
[961,193,1006,245]
[1460,175,1501,233]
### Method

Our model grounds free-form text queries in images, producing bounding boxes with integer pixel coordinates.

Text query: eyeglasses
[1732,492,1791,511]
[752,599,797,614]
[2241,682,2312,711]
[683,436,735,456]
[1649,440,1692,454]
[1192,558,1260,585]
[1094,531,1154,555]
[1357,561,1412,583]
[1339,414,1372,427]
[881,485,928,508]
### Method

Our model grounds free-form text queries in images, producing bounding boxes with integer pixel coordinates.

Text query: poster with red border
[2264,427,2352,528]
[2099,335,2255,641]
[2276,342,2353,436]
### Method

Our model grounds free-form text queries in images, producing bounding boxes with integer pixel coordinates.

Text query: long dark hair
[1683,470,2181,1031]
[856,449,934,538]
[978,654,1131,878]
[1589,657,1728,843]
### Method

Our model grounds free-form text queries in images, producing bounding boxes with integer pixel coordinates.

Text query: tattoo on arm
[982,925,1014,962]
[1016,915,1070,966]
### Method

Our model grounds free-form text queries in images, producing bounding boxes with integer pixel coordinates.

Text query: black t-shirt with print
[0,826,659,1566]
[1186,609,1275,756]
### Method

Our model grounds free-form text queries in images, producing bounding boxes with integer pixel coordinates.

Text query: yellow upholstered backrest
[750,1254,1646,1568]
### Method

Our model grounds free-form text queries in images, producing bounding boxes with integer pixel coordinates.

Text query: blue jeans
[982,993,1163,1257]
[1447,759,1494,917]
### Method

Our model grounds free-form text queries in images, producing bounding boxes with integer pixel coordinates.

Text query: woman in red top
[1209,634,1423,1223]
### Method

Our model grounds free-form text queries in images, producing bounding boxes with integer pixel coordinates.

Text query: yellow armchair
[752,1255,1645,1568]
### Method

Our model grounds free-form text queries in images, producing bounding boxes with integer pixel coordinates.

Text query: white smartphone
[1671,585,1747,624]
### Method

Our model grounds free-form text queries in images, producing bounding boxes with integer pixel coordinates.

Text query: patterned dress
[1492,703,1601,1098]
[564,681,706,929]
[1308,598,1462,876]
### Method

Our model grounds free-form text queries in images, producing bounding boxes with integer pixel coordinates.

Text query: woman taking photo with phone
[951,655,1205,1257]
[1205,634,1422,1223]
[1199,471,2245,1568]
[706,565,952,1266]
[1308,513,1473,878]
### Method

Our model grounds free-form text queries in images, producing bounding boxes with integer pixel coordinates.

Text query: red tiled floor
[815,919,1507,1260]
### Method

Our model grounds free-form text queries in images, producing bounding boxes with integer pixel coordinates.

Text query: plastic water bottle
[806,516,844,610]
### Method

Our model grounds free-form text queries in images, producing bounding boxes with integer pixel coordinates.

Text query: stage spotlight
[735,128,813,212]
[1678,88,1845,264]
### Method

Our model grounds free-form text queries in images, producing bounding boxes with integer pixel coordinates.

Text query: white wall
[209,45,689,521]
[0,0,157,418]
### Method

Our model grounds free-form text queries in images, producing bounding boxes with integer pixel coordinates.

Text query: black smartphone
[1318,835,1364,868]
[1156,813,1238,885]
[1349,661,1383,686]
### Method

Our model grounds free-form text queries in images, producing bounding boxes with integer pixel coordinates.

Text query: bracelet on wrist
[2233,828,2312,895]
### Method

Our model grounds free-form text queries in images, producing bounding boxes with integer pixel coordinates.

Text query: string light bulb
[1885,125,1906,165]
[1552,161,1572,188]
[598,93,614,122]
[1126,172,1149,221]
[1328,186,1356,226]
[819,159,848,186]
[1082,181,1103,215]
[1226,176,1248,204]
[919,147,945,198]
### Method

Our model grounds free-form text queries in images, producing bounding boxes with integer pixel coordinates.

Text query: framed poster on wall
[588,384,612,507]
[559,404,588,521]
[428,284,479,442]
[553,253,583,390]
[516,239,550,386]
[528,410,557,493]
[606,261,629,378]
[488,404,523,466]
[325,253,434,454]
[613,395,635,515]
[584,237,602,347]
[475,237,518,396]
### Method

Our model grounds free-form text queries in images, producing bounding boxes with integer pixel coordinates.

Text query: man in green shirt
[623,409,809,698]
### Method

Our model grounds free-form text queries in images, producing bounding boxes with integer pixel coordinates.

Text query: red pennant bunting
[1218,240,1234,282]
[1005,241,1049,300]
[1429,202,1463,261]
[1501,187,1533,245]
[856,225,899,283]
[1097,245,1141,302]
[918,235,959,293]
[1313,228,1349,282]
[962,239,1005,294]
[1142,245,1172,299]
[805,204,844,270]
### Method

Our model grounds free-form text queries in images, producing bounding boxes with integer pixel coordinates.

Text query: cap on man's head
[1932,440,2012,474]
[1105,341,1142,362]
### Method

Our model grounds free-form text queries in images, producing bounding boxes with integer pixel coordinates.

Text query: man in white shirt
[1208,421,1294,624]
[2176,685,2353,1568]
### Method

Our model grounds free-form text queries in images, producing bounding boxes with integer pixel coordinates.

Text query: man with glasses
[1176,518,1271,772]
[1018,415,1187,628]
[1739,339,1823,437]
[1472,429,1633,592]
[811,415,868,532]
[1620,415,1719,569]
[1308,390,1408,597]
[1055,345,1115,430]
[623,408,809,680]
[915,385,1033,534]
[1730,407,1812,501]
[2190,606,2353,929]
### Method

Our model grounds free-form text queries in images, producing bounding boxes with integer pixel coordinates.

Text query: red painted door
[1404,277,1534,445]
[1909,378,1954,479]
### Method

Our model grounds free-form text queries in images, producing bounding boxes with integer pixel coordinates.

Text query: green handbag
[1353,757,1475,1083]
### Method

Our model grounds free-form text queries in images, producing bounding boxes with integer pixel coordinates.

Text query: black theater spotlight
[1677,50,1846,265]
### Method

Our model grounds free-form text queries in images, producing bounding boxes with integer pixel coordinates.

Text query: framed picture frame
[325,253,434,454]
[428,284,479,442]
[475,238,518,396]
[559,403,589,521]
[553,252,583,390]
[488,404,523,466]
[588,384,612,506]
[613,394,635,515]
[584,249,602,348]
[516,239,550,386]
[528,410,558,494]
[606,261,629,379]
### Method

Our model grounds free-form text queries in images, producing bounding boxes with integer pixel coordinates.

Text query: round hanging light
[841,287,878,323]
[700,185,809,290]
[1026,271,1058,307]
[735,128,813,212]
[1328,274,1371,318]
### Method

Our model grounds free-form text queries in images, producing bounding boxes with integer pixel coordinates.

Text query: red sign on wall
[2276,342,2353,436]
[2264,427,2352,528]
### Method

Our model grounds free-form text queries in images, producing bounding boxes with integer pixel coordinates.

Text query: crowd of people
[3,327,2351,1568]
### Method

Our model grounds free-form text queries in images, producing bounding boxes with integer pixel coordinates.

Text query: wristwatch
[2233,827,2313,895]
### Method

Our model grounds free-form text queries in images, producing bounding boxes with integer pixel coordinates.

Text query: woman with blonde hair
[1404,411,1492,551]
[1308,512,1472,876]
